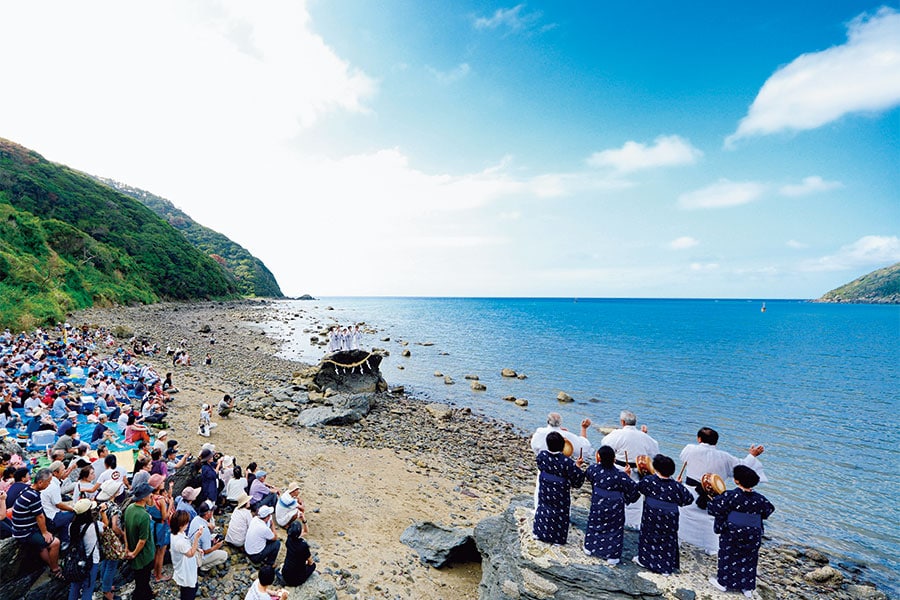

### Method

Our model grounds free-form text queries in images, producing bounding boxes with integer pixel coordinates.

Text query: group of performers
[326,325,362,354]
[530,411,774,597]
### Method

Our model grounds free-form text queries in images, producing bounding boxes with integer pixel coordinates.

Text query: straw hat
[286,481,301,495]
[235,493,251,509]
[0,428,8,439]
[73,498,96,514]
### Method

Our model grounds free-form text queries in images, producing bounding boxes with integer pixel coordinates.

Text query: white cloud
[779,176,844,197]
[473,4,547,33]
[670,236,699,250]
[587,135,702,173]
[727,7,900,145]
[677,180,768,210]
[787,239,809,249]
[690,262,720,272]
[802,235,900,272]
[427,63,471,85]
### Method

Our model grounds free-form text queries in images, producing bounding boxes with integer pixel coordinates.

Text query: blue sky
[0,1,897,298]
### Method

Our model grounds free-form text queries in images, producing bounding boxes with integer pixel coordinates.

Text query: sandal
[50,568,65,581]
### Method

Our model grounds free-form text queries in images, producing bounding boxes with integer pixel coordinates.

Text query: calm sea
[261,297,900,593]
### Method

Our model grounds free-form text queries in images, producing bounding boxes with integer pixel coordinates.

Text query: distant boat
[761,302,767,313]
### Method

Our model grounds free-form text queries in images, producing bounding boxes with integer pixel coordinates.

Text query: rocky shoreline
[70,299,891,600]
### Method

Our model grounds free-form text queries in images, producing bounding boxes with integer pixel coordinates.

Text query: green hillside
[0,138,240,330]
[95,178,283,298]
[817,262,900,304]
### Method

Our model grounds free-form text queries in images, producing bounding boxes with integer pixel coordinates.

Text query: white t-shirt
[225,478,248,501]
[224,507,252,546]
[96,466,128,497]
[40,477,64,519]
[244,516,274,555]
[171,532,199,588]
[244,580,274,600]
[275,491,300,527]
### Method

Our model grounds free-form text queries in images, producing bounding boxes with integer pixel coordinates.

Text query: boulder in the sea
[312,350,386,394]
[434,371,443,377]
[443,376,454,385]
[464,374,479,380]
[401,349,411,357]
[501,368,517,378]
[502,395,516,402]
[557,391,573,402]
[515,398,529,407]
[400,522,479,568]
[470,381,487,391]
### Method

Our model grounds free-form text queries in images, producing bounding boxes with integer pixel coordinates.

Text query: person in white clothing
[244,565,288,600]
[530,413,594,508]
[678,427,766,554]
[225,466,248,502]
[600,410,660,528]
[224,494,253,549]
[274,481,305,528]
[244,505,281,566]
[170,510,202,600]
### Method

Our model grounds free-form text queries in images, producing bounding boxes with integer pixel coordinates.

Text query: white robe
[677,442,767,553]
[600,425,660,528]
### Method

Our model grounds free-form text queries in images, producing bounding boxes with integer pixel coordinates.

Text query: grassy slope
[817,262,900,304]
[0,138,240,329]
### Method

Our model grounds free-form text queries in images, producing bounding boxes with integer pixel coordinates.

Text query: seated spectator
[124,414,150,445]
[41,461,75,544]
[275,482,305,529]
[248,471,279,510]
[282,520,316,587]
[244,505,280,566]
[187,500,228,572]
[224,493,253,549]
[226,466,248,503]
[11,469,62,578]
[245,565,288,600]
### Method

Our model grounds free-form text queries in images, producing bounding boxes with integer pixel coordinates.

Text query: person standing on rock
[600,410,660,529]
[707,465,774,597]
[530,413,593,509]
[678,427,766,554]
[634,454,694,575]
[532,431,585,545]
[583,446,640,564]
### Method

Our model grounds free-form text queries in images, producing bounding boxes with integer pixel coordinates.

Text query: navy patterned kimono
[708,488,775,592]
[637,475,694,574]
[583,464,640,559]
[532,450,585,544]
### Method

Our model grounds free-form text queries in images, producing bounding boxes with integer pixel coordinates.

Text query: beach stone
[516,373,527,379]
[401,349,411,357]
[443,376,454,385]
[296,394,372,427]
[557,391,573,402]
[399,522,479,568]
[514,398,528,407]
[805,565,843,584]
[845,584,888,599]
[434,371,443,377]
[285,573,338,599]
[502,395,516,402]
[425,403,453,421]
[470,381,487,391]
[464,374,479,380]
[803,549,829,563]
[501,368,517,378]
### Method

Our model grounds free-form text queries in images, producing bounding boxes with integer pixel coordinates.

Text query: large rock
[400,522,479,568]
[556,391,573,403]
[296,394,373,427]
[286,573,338,600]
[474,497,662,600]
[313,350,386,394]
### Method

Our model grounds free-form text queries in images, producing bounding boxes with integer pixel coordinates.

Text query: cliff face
[0,137,240,329]
[817,263,900,304]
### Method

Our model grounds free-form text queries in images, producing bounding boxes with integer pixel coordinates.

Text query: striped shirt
[11,487,44,538]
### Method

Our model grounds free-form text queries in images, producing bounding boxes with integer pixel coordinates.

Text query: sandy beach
[66,300,890,600]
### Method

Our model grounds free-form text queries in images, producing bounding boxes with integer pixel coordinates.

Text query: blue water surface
[266,297,900,592]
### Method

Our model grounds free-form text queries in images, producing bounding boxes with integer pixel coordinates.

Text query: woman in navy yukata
[532,431,585,545]
[583,445,640,564]
[707,465,774,597]
[635,454,694,574]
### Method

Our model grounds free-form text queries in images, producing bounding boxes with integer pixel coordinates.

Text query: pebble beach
[68,299,890,600]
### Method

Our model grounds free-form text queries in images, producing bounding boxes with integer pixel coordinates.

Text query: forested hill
[0,137,240,330]
[817,262,900,304]
[94,178,283,298]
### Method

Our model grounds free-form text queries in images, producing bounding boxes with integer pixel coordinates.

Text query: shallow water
[263,297,900,593]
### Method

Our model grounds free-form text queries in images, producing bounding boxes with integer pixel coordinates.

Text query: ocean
[260,297,900,593]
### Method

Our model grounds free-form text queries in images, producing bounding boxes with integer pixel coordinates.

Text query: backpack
[62,530,92,583]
